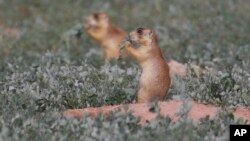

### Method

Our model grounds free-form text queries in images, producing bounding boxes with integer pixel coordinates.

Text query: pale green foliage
[0,0,249,140]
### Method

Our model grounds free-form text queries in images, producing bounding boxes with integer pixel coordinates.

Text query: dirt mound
[63,100,250,124]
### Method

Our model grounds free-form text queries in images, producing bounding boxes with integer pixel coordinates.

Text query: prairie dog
[122,27,171,103]
[84,12,126,63]
[85,13,207,77]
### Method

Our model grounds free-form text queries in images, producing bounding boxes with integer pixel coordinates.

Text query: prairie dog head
[128,27,156,47]
[84,12,110,30]
[121,28,161,62]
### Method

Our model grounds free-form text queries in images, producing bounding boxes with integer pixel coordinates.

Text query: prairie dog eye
[93,13,99,19]
[137,28,144,34]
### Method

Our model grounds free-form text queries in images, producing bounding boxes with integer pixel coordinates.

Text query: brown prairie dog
[122,27,171,103]
[84,13,207,77]
[84,12,126,63]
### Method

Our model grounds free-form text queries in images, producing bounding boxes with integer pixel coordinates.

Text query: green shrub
[0,0,249,140]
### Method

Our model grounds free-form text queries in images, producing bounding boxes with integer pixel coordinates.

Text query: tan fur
[85,13,208,77]
[84,12,126,63]
[122,28,171,103]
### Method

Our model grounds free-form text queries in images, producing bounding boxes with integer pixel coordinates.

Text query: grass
[0,0,249,140]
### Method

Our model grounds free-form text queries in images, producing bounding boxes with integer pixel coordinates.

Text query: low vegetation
[0,0,249,140]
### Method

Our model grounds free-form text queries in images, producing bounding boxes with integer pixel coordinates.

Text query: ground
[0,0,249,140]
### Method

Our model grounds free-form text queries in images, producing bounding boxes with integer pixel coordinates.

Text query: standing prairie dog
[84,12,126,63]
[122,27,171,103]
[85,13,207,77]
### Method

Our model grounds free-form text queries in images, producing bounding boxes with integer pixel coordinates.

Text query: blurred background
[1,0,250,66]
[0,0,249,140]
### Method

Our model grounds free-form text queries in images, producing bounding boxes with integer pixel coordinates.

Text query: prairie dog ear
[146,30,155,47]
[148,30,154,38]
[143,29,153,40]
[144,30,153,41]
